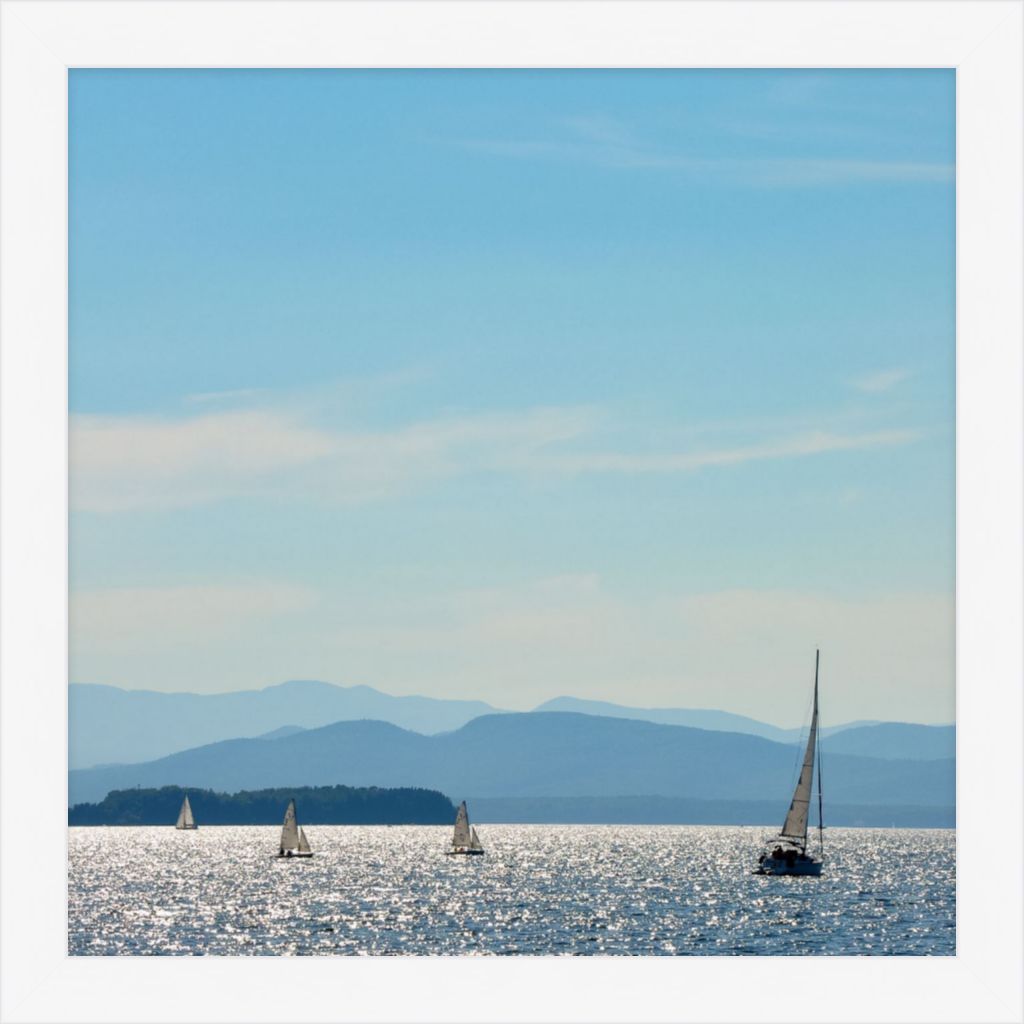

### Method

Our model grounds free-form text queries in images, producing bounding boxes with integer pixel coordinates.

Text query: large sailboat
[755,650,824,877]
[445,800,485,856]
[275,798,313,859]
[175,793,197,830]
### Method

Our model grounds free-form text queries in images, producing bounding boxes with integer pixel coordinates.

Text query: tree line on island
[68,784,456,826]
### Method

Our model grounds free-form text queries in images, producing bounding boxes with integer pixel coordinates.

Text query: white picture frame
[1,2,1021,1022]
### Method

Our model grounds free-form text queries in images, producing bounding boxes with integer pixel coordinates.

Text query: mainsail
[452,801,471,847]
[280,799,299,851]
[780,671,819,845]
[297,826,311,854]
[175,794,195,829]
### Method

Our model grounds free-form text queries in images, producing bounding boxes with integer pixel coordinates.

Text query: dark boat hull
[755,854,822,876]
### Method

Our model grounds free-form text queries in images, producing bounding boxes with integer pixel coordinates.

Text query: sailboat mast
[815,649,824,858]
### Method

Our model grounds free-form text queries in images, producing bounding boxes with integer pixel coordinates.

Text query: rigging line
[815,648,824,858]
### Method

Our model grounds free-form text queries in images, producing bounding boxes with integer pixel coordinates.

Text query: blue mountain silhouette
[69,711,954,812]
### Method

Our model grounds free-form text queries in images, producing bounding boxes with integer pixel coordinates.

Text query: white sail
[469,826,483,851]
[452,801,471,847]
[176,794,195,829]
[780,680,818,844]
[280,799,299,851]
[297,826,311,854]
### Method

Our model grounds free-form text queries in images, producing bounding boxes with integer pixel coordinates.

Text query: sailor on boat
[755,650,825,877]
[445,800,485,856]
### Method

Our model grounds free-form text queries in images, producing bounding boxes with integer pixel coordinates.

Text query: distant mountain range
[251,719,955,763]
[821,721,954,761]
[535,696,884,743]
[69,680,503,769]
[69,711,955,814]
[69,680,954,770]
[572,698,957,761]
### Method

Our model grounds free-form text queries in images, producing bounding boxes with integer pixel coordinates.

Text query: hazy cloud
[69,573,953,725]
[70,406,595,513]
[851,368,913,393]
[71,410,338,511]
[183,388,267,405]
[462,117,954,187]
[72,583,315,654]
[535,429,920,475]
[286,578,955,724]
[71,401,921,514]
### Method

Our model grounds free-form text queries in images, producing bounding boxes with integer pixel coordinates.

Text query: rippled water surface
[69,825,954,955]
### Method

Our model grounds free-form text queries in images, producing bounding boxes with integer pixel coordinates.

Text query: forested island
[69,784,456,826]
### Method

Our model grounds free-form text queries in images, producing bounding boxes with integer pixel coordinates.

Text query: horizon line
[68,677,955,730]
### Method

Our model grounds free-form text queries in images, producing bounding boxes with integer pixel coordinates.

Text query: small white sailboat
[756,650,824,877]
[274,798,313,859]
[445,800,484,856]
[175,793,197,830]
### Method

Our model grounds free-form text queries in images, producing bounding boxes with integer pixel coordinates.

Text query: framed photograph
[1,2,1020,1022]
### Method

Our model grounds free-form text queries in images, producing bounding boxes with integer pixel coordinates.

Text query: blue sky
[69,70,954,724]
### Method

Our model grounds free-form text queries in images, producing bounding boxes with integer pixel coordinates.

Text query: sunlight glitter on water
[68,825,954,955]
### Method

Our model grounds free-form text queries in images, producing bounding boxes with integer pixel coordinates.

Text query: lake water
[68,825,955,955]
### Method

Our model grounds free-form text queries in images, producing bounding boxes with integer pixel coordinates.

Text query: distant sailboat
[755,650,824,877]
[275,798,313,858]
[175,793,197,830]
[446,800,484,856]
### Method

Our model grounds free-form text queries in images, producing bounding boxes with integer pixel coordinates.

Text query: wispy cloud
[535,429,919,475]
[851,368,913,393]
[309,578,953,722]
[71,410,338,511]
[183,388,267,405]
[71,393,922,514]
[71,582,315,654]
[68,574,953,722]
[462,116,954,187]
[70,405,595,512]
